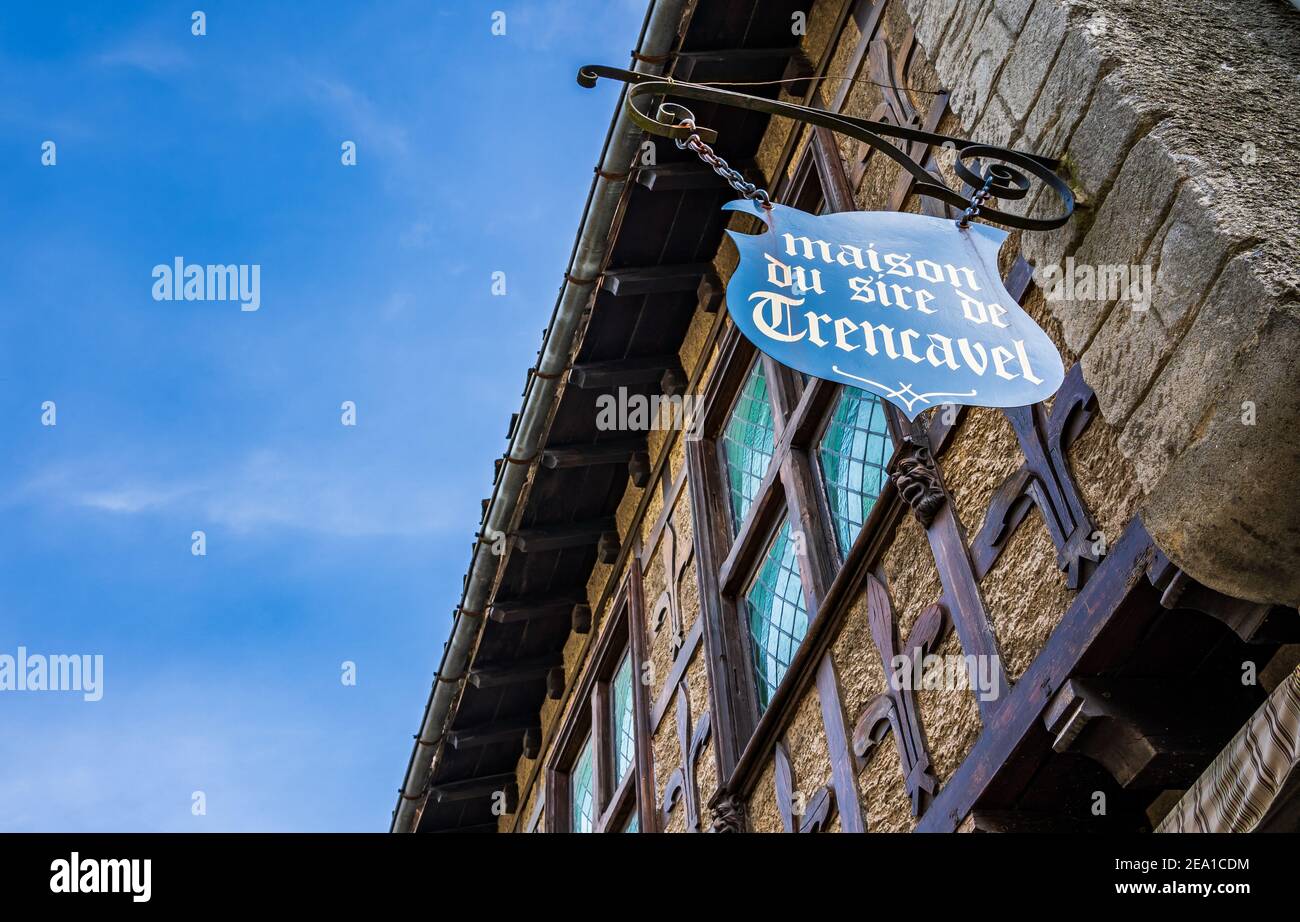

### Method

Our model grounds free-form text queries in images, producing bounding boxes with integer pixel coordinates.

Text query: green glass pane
[721,361,776,533]
[611,651,635,782]
[744,521,809,710]
[571,736,595,833]
[818,387,892,558]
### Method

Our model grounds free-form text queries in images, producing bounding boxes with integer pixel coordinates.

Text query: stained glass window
[818,387,892,557]
[721,361,776,532]
[744,520,809,709]
[611,651,635,782]
[623,812,639,833]
[571,735,595,833]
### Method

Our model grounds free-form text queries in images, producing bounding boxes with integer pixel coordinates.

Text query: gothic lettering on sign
[722,201,1064,419]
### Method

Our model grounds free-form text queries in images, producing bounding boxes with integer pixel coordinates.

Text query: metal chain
[675,119,772,209]
[957,173,995,228]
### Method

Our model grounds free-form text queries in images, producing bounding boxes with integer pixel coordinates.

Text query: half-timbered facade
[394,0,1300,834]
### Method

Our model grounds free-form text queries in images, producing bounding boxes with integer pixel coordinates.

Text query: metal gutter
[390,0,689,833]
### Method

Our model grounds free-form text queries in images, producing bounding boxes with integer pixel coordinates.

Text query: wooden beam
[513,518,616,553]
[523,726,542,760]
[597,531,621,565]
[674,47,802,83]
[487,595,581,623]
[628,449,651,488]
[467,652,564,689]
[1043,676,1262,790]
[572,604,592,635]
[448,718,541,750]
[569,355,682,390]
[541,436,646,470]
[916,519,1159,831]
[429,773,518,804]
[635,161,753,192]
[546,666,565,700]
[601,263,715,298]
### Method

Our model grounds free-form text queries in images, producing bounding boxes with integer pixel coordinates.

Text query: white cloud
[12,449,460,539]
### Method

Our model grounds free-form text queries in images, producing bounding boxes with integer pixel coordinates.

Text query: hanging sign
[722,200,1063,420]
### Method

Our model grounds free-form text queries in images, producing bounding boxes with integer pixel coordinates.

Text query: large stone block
[1067,73,1159,203]
[991,0,1034,33]
[946,8,1016,124]
[1080,302,1172,425]
[1147,179,1256,334]
[997,0,1069,124]
[1039,131,1183,353]
[903,0,961,60]
[1119,253,1272,495]
[934,0,994,97]
[1023,27,1100,156]
[1132,258,1300,605]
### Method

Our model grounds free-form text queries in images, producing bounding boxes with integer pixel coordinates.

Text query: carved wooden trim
[774,739,836,833]
[916,517,1159,831]
[971,363,1103,589]
[649,501,694,657]
[660,679,712,832]
[853,574,950,816]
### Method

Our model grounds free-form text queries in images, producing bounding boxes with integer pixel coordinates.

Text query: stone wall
[903,0,1300,605]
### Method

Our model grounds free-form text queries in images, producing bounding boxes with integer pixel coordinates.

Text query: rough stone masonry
[903,0,1300,605]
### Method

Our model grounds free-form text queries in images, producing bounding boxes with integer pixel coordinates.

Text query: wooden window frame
[543,566,655,832]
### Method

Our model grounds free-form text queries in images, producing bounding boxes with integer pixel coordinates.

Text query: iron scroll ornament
[576,64,1075,232]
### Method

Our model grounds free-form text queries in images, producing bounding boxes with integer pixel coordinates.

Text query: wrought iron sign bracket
[578,64,1074,232]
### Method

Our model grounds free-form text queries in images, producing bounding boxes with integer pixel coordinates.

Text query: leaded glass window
[622,812,639,833]
[611,650,635,781]
[571,736,595,833]
[818,387,892,557]
[744,520,810,709]
[721,361,776,532]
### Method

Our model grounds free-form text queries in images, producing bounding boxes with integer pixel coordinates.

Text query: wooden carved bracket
[889,436,946,528]
[660,679,712,832]
[1043,675,1264,790]
[774,739,836,833]
[1147,549,1298,645]
[971,363,1102,589]
[650,513,693,657]
[707,790,747,833]
[853,574,950,816]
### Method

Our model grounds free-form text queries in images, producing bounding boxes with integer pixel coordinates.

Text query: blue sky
[0,0,645,831]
